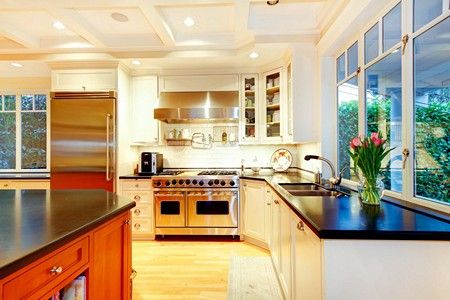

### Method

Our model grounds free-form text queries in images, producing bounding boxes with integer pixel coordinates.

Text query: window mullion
[402,0,414,200]
[358,31,365,136]
[15,93,21,171]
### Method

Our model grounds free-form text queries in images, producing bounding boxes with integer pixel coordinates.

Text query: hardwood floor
[132,240,269,300]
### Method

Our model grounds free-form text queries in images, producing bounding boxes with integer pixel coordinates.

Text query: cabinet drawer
[132,203,152,218]
[123,191,152,204]
[132,218,152,233]
[3,237,89,299]
[121,180,152,190]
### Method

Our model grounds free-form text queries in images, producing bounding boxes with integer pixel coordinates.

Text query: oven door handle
[154,193,185,198]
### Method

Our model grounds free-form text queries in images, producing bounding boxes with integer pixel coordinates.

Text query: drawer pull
[134,208,141,216]
[3,184,8,187]
[134,195,141,201]
[297,221,305,231]
[267,202,271,205]
[274,199,279,204]
[50,266,63,275]
[134,223,141,230]
[135,184,139,188]
[131,268,138,280]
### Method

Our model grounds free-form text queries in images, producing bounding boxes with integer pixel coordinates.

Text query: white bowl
[251,166,261,173]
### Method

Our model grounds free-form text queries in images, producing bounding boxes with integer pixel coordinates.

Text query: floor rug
[227,256,283,300]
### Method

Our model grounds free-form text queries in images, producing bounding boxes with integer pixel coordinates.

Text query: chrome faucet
[304,155,342,189]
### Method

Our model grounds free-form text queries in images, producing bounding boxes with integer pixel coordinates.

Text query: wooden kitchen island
[0,189,136,299]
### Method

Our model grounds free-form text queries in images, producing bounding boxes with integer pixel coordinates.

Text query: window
[347,42,358,75]
[413,17,450,203]
[337,77,358,180]
[335,1,450,206]
[0,93,48,171]
[365,50,402,192]
[336,53,345,82]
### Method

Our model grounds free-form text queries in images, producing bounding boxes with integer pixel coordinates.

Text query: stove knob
[186,179,191,185]
[192,179,198,185]
[220,180,226,186]
[165,180,170,186]
[229,180,235,186]
[179,179,185,185]
[199,180,204,186]
[156,181,162,187]
[172,179,177,185]
[214,179,220,185]
[208,180,214,186]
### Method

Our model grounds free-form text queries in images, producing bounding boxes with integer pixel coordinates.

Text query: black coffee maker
[139,152,163,175]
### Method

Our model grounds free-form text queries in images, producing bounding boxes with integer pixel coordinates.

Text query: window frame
[334,0,450,211]
[0,90,50,173]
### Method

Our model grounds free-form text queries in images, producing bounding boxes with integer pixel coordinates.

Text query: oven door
[187,190,238,227]
[154,191,186,227]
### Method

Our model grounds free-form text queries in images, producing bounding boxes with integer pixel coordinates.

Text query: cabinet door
[279,200,292,300]
[240,74,259,144]
[242,180,267,243]
[270,192,281,274]
[131,76,159,144]
[91,212,132,300]
[261,67,284,143]
[291,211,322,300]
[51,69,116,91]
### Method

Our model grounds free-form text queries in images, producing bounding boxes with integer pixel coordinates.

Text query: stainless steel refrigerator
[50,91,116,192]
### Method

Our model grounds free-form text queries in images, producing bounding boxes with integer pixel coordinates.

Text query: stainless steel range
[152,170,239,236]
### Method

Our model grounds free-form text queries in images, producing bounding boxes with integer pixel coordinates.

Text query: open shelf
[266,86,280,93]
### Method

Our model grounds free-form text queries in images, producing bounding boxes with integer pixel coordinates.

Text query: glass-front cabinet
[240,74,259,143]
[262,68,283,143]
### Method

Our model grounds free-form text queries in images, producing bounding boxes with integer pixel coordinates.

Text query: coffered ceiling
[0,0,346,70]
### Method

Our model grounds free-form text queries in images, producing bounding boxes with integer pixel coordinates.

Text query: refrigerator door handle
[106,113,113,181]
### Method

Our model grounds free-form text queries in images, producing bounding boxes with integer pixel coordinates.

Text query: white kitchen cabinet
[119,178,154,240]
[241,179,270,247]
[160,74,239,92]
[290,210,322,300]
[0,179,50,189]
[240,74,260,144]
[270,189,281,274]
[51,69,117,91]
[261,67,284,144]
[130,76,159,144]
[279,198,292,300]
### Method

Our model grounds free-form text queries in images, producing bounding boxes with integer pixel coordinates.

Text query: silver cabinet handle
[50,266,63,274]
[267,202,271,206]
[134,208,141,216]
[297,221,305,231]
[134,223,141,230]
[133,195,141,201]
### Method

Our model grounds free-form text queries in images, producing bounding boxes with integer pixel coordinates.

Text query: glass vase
[357,175,384,206]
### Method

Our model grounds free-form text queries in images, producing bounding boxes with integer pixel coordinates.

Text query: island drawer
[2,236,89,299]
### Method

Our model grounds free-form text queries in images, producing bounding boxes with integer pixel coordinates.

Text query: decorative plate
[270,149,293,172]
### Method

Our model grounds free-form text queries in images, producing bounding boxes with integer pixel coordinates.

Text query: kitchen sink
[279,183,344,197]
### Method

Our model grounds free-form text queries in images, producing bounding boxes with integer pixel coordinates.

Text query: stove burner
[198,170,238,176]
[158,170,184,176]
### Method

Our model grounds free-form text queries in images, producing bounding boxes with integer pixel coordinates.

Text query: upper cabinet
[160,74,239,92]
[261,67,284,143]
[130,76,159,145]
[240,74,259,144]
[51,69,117,91]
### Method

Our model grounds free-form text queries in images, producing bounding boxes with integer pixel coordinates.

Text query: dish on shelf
[270,149,293,172]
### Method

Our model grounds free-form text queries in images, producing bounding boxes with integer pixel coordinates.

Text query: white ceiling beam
[44,7,107,48]
[234,0,252,43]
[138,0,176,47]
[0,23,39,48]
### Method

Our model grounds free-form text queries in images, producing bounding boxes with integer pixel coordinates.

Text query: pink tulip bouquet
[348,132,394,205]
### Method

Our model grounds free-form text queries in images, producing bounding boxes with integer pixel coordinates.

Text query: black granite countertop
[241,173,450,240]
[0,189,135,279]
[0,173,50,179]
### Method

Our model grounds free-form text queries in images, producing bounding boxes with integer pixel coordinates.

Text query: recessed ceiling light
[111,12,129,22]
[11,62,23,68]
[53,21,65,30]
[266,0,279,5]
[131,60,141,66]
[249,52,259,59]
[184,17,195,27]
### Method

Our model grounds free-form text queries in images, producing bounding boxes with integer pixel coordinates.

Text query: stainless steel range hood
[154,91,239,123]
